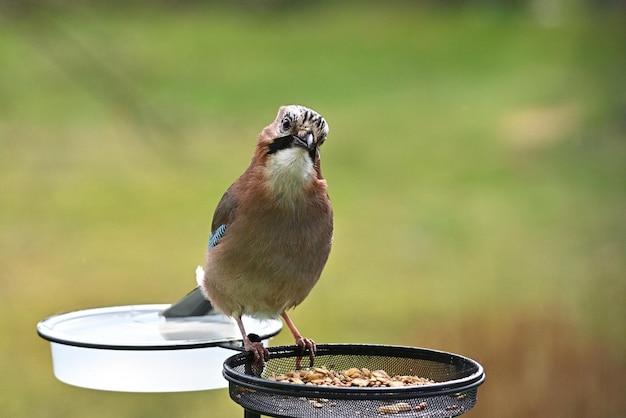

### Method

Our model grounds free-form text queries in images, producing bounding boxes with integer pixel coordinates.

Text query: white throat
[264,147,314,202]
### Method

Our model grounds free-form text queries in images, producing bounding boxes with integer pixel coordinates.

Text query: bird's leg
[235,316,269,368]
[281,312,316,369]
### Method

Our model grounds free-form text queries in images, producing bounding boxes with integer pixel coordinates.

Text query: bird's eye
[281,117,292,131]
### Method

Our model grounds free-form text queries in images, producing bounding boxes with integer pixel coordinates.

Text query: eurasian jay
[163,105,332,366]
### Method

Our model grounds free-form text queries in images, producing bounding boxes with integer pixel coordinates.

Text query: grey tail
[161,287,214,318]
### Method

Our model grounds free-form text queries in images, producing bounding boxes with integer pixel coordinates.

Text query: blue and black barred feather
[208,224,227,249]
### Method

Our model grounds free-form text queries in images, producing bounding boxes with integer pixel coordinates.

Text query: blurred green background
[1,0,624,417]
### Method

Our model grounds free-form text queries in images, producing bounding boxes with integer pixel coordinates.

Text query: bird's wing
[207,185,239,249]
[211,186,238,229]
[208,224,227,249]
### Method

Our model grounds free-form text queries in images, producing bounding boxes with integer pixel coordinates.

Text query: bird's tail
[161,267,213,318]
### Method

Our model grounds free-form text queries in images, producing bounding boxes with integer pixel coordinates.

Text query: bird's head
[255,105,330,201]
[259,105,329,162]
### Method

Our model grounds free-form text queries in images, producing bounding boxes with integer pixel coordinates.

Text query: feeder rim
[36,304,281,351]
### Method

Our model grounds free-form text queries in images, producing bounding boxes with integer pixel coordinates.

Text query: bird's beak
[293,132,315,150]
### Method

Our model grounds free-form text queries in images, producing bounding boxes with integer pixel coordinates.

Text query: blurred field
[1,2,624,417]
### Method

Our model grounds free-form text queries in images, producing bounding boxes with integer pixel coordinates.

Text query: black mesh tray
[223,344,485,417]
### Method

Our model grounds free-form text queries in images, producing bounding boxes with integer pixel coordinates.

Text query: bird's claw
[243,340,269,376]
[247,341,269,361]
[295,336,316,369]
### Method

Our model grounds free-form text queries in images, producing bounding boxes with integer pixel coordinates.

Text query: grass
[1,3,624,417]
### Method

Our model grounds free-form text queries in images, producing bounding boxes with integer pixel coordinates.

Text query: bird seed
[267,366,434,388]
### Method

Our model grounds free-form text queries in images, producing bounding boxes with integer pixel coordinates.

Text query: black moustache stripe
[267,135,296,154]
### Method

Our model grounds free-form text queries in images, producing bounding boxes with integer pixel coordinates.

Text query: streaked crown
[275,105,329,148]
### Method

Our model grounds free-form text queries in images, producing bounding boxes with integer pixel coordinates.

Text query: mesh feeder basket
[224,344,485,418]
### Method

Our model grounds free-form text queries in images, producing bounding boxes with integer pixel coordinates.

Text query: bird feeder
[37,303,485,417]
[36,304,282,392]
[224,344,485,418]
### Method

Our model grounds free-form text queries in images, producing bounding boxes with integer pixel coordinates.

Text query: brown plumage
[201,105,332,364]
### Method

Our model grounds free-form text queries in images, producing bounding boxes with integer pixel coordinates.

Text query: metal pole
[244,409,261,418]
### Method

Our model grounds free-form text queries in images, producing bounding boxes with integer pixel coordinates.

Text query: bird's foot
[294,336,316,369]
[244,333,269,375]
[246,341,269,361]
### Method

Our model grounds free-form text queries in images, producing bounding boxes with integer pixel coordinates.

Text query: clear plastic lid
[37,304,282,350]
[37,304,283,392]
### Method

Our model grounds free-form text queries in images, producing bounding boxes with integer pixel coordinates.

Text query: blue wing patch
[208,224,227,249]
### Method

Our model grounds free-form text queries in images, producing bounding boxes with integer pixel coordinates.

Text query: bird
[163,105,332,367]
